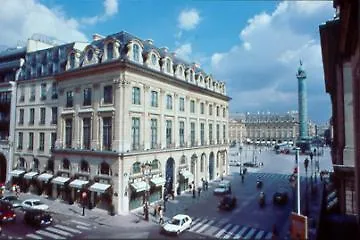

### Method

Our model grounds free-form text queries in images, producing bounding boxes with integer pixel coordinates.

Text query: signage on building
[290,212,308,240]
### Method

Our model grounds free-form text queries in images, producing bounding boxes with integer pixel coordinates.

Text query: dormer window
[133,44,140,62]
[178,66,183,76]
[107,42,113,60]
[190,70,194,82]
[166,59,171,73]
[151,54,157,65]
[87,50,93,61]
[70,53,75,69]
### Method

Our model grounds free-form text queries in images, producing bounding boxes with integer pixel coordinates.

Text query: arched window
[80,160,89,172]
[178,66,183,77]
[151,159,159,170]
[100,162,110,175]
[63,158,70,170]
[69,53,75,68]
[190,70,194,82]
[166,59,171,73]
[132,162,141,174]
[107,42,113,60]
[133,44,139,62]
[180,155,186,165]
[151,54,157,65]
[33,158,39,170]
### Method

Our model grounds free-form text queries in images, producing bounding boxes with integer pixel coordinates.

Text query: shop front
[129,180,150,210]
[51,176,71,202]
[149,176,165,203]
[69,178,90,204]
[9,169,26,191]
[36,173,54,196]
[89,181,112,211]
[178,169,193,193]
[23,171,40,194]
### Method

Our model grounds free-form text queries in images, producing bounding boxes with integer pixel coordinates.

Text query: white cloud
[0,0,87,47]
[210,1,334,123]
[175,43,192,61]
[81,0,119,25]
[178,9,201,30]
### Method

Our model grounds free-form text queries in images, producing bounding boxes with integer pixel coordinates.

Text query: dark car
[273,190,289,205]
[0,201,16,223]
[24,209,53,227]
[1,195,22,208]
[218,195,237,210]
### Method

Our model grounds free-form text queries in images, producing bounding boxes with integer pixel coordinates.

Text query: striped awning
[9,169,25,177]
[37,173,53,182]
[150,177,166,187]
[51,176,70,185]
[131,181,150,192]
[180,170,193,180]
[69,179,89,189]
[89,183,111,193]
[24,171,39,179]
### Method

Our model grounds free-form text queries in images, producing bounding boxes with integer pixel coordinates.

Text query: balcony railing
[132,144,144,151]
[150,143,161,150]
[166,143,175,149]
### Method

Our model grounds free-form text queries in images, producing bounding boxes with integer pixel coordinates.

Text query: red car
[0,201,16,223]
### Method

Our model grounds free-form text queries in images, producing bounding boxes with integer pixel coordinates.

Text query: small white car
[21,199,49,211]
[162,214,192,235]
[213,180,231,195]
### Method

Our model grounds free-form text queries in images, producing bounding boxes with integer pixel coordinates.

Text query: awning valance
[37,173,53,182]
[51,176,70,185]
[180,170,193,179]
[89,183,111,193]
[131,181,150,192]
[9,169,25,177]
[150,177,166,187]
[69,179,89,189]
[24,171,39,180]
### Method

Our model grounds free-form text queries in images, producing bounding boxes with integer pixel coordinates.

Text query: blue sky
[0,0,334,123]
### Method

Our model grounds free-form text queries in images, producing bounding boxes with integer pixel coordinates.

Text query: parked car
[218,195,237,210]
[213,180,231,195]
[21,199,49,211]
[273,189,289,205]
[0,201,16,223]
[24,209,53,227]
[1,195,22,208]
[161,214,192,235]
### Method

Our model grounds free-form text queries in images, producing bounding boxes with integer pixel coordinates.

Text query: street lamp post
[295,148,301,214]
[309,151,314,192]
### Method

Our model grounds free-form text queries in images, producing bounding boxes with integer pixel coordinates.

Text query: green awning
[131,181,150,192]
[150,177,166,187]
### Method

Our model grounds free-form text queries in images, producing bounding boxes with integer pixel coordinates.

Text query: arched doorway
[209,152,215,180]
[0,154,6,183]
[165,158,175,194]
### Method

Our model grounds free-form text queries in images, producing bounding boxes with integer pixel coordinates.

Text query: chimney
[92,33,105,41]
[160,47,169,53]
[145,39,154,45]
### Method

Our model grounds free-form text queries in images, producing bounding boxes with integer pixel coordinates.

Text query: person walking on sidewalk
[197,187,201,198]
[159,207,164,225]
[192,181,196,198]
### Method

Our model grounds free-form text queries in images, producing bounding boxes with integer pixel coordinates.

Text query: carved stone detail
[114,73,131,88]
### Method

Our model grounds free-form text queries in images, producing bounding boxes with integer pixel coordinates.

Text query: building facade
[228,118,246,144]
[320,0,359,225]
[9,32,230,214]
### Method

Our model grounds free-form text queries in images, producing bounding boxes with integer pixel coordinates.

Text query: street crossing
[187,216,273,239]
[25,219,93,239]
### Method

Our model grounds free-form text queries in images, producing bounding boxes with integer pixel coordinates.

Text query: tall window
[223,124,226,141]
[69,53,75,69]
[83,118,91,150]
[63,159,70,170]
[150,119,157,149]
[19,88,25,102]
[132,117,140,150]
[190,122,195,146]
[39,132,45,151]
[66,91,73,108]
[80,160,89,172]
[217,106,220,117]
[151,54,157,65]
[166,120,172,147]
[209,123,213,144]
[200,102,204,114]
[166,95,173,110]
[51,82,58,99]
[179,97,185,112]
[179,121,185,147]
[40,83,47,100]
[132,87,140,105]
[51,132,56,150]
[18,132,23,150]
[223,108,226,118]
[200,123,205,145]
[190,100,195,113]
[40,108,46,125]
[29,108,35,125]
[209,105,213,116]
[83,88,92,106]
[166,59,171,73]
[33,158,39,171]
[28,132,34,150]
[107,42,113,60]
[151,91,158,107]
[19,109,24,125]
[103,117,112,150]
[65,119,72,148]
[216,124,220,143]
[133,44,140,62]
[51,107,57,124]
[30,85,36,101]
[103,85,113,104]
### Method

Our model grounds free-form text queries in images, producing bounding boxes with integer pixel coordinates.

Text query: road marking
[76,225,91,230]
[196,219,215,233]
[46,227,74,237]
[244,228,256,239]
[36,230,65,239]
[25,235,43,240]
[189,218,209,231]
[264,232,273,239]
[214,223,232,238]
[233,226,249,239]
[54,224,82,234]
[255,230,265,239]
[190,217,202,226]
[222,225,241,239]
[70,219,91,226]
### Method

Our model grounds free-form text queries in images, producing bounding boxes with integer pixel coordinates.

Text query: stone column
[185,96,190,147]
[160,89,166,148]
[118,74,131,152]
[196,98,201,146]
[174,93,179,148]
[143,85,150,150]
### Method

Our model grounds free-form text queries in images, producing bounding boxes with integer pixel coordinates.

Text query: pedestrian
[153,204,157,217]
[205,180,208,191]
[197,187,201,198]
[159,207,164,224]
[241,174,244,183]
[272,224,278,239]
